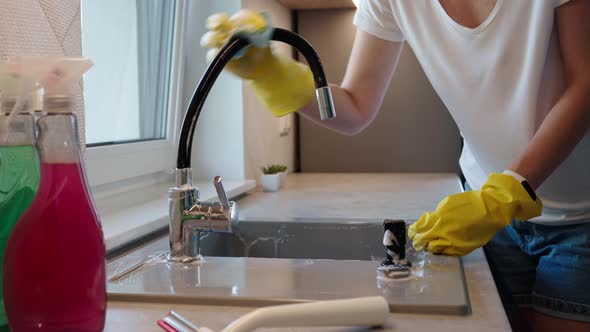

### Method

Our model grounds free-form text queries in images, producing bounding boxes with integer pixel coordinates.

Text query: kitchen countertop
[105,173,511,331]
[239,173,463,221]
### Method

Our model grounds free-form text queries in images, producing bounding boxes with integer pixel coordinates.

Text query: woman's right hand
[200,10,274,80]
[200,10,315,117]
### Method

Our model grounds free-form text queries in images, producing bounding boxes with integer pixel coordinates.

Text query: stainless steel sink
[107,219,470,315]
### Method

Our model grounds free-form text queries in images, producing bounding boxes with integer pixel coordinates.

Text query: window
[81,0,185,186]
[77,0,257,251]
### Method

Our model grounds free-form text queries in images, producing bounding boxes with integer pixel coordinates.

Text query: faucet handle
[213,176,231,211]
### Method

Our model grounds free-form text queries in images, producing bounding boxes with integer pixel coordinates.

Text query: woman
[202,1,590,330]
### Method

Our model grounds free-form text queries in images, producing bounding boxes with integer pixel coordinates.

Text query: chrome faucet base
[168,169,238,262]
[175,167,193,187]
[166,253,203,264]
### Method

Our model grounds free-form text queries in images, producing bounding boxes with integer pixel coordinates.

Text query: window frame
[85,0,187,188]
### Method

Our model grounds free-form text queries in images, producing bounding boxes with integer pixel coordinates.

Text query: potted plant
[260,164,285,192]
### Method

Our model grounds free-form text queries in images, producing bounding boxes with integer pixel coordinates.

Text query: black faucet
[176,27,336,171]
[167,28,336,261]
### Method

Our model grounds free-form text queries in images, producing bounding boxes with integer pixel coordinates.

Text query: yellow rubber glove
[408,173,543,256]
[200,10,314,117]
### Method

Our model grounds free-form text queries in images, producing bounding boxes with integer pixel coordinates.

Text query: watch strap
[503,170,537,201]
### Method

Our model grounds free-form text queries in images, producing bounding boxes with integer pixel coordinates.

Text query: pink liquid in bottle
[3,114,106,331]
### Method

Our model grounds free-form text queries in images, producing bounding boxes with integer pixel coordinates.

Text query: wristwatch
[503,170,537,201]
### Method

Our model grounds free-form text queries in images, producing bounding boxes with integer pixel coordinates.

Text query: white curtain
[136,0,175,140]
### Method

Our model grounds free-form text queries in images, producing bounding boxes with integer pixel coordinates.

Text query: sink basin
[197,220,386,261]
[107,219,470,315]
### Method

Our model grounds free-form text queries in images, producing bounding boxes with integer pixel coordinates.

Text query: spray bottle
[0,65,40,330]
[3,57,106,331]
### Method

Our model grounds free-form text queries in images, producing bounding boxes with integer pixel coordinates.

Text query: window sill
[95,178,256,251]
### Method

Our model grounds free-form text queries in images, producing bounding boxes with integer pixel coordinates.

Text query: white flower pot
[260,174,280,192]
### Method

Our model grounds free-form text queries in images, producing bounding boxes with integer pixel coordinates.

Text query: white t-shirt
[354,0,590,224]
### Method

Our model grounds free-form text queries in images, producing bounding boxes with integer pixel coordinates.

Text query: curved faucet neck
[175,28,335,176]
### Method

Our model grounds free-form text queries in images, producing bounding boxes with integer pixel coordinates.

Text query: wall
[298,9,462,172]
[241,0,296,183]
[82,0,140,144]
[182,0,246,181]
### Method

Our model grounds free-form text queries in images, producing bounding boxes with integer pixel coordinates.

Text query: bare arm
[298,29,404,135]
[508,0,590,189]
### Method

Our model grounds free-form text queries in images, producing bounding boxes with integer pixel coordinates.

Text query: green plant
[261,164,287,175]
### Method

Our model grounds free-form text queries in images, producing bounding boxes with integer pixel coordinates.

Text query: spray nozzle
[0,61,38,114]
[5,57,93,98]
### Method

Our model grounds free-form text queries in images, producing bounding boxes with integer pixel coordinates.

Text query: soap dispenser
[0,71,40,330]
[2,57,106,331]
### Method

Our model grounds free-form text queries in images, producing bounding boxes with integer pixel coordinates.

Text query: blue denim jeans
[485,221,590,322]
[464,179,590,322]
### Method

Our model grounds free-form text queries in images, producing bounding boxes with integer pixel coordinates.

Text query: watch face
[521,180,537,201]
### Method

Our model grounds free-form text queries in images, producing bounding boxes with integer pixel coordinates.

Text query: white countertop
[105,173,511,331]
[239,173,463,220]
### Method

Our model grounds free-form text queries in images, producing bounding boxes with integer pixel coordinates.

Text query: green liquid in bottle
[0,145,40,328]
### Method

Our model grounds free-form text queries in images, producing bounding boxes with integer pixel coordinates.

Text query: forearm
[298,84,377,135]
[509,81,590,189]
[297,30,404,135]
[509,0,590,190]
